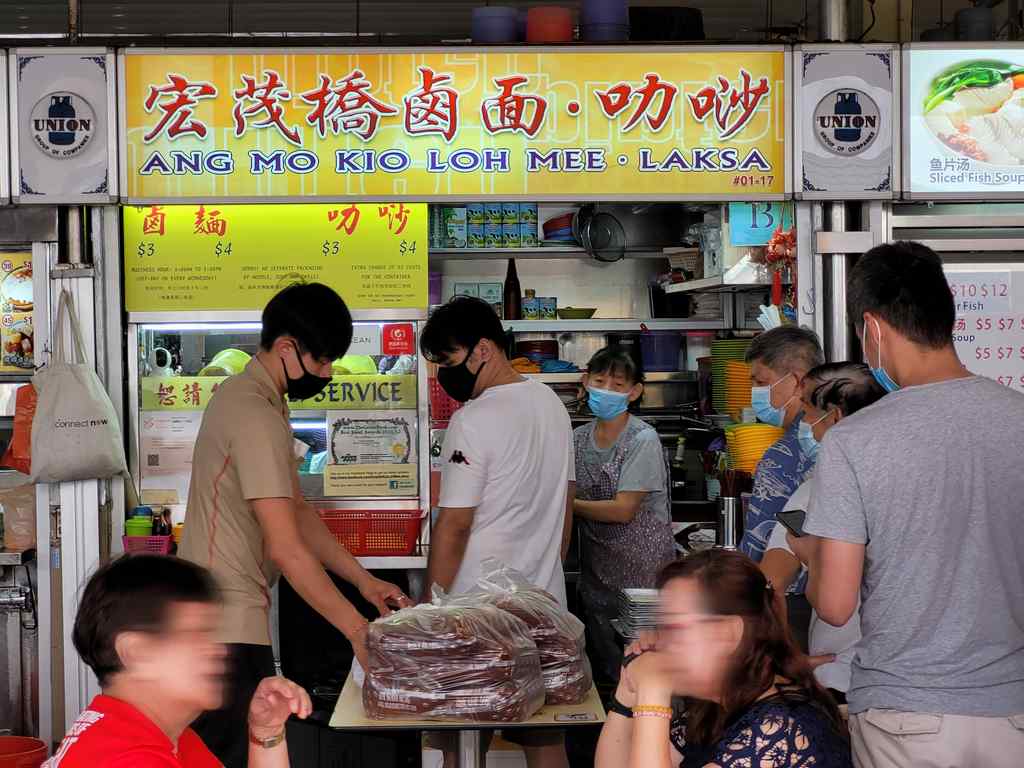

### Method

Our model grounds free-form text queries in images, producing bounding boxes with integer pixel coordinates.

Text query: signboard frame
[903,42,1024,201]
[0,51,8,204]
[117,45,792,204]
[9,47,118,204]
[794,43,900,200]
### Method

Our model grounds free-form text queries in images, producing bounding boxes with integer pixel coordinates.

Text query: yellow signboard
[124,203,426,311]
[140,374,416,411]
[121,49,788,200]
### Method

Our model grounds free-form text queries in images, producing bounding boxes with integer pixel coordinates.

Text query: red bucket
[0,737,47,768]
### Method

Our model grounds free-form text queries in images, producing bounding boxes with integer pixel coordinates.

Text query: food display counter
[127,317,431,568]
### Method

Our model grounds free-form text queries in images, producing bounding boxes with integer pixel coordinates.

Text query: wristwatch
[249,728,285,749]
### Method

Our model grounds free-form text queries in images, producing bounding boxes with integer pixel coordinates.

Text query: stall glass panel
[129,320,428,563]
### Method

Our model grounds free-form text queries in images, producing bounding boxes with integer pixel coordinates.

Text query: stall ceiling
[0,0,820,42]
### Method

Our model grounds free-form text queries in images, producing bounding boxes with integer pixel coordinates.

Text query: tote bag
[31,290,128,483]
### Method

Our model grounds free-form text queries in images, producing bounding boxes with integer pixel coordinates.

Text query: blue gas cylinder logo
[30,92,95,159]
[813,89,880,157]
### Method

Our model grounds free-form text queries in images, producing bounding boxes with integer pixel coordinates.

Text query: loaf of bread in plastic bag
[456,559,593,705]
[363,602,545,722]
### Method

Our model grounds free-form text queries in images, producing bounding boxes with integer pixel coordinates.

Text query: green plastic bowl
[556,307,597,319]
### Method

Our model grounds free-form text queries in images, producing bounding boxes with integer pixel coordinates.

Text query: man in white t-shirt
[420,296,576,768]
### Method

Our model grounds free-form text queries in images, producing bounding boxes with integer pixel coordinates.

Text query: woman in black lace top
[595,549,851,768]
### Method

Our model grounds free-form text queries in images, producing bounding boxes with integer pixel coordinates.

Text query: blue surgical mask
[750,373,795,427]
[587,386,630,420]
[797,411,831,460]
[868,317,900,393]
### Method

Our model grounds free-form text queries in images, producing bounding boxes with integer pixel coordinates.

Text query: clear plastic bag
[459,559,593,705]
[363,602,545,722]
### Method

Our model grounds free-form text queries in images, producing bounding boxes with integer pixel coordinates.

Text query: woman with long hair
[595,549,851,767]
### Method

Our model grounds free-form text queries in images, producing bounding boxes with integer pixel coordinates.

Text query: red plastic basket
[319,510,424,557]
[429,377,462,422]
[122,535,174,554]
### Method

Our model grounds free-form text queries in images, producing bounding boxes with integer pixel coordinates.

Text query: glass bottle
[503,258,522,320]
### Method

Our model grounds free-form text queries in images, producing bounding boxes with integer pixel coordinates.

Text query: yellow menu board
[123,203,426,312]
[121,49,788,200]
[140,374,416,411]
[0,253,33,373]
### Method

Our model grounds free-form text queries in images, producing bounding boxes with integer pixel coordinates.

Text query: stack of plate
[711,339,751,413]
[725,424,784,473]
[615,588,659,641]
[725,360,752,419]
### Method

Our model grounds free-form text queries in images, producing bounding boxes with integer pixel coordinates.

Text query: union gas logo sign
[30,92,95,159]
[813,89,880,156]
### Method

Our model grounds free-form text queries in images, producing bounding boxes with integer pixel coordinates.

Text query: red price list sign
[948,270,1024,394]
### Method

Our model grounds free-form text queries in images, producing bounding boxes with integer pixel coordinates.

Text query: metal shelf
[526,371,696,384]
[502,318,726,333]
[357,556,427,570]
[664,276,777,294]
[662,257,787,295]
[431,247,673,260]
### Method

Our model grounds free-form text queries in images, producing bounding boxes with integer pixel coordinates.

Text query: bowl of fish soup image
[924,59,1024,165]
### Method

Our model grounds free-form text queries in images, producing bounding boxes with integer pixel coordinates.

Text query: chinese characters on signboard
[122,50,788,199]
[123,203,427,311]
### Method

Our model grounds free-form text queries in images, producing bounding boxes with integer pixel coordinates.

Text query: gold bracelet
[633,705,672,719]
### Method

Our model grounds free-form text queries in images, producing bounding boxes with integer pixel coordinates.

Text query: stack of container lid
[471,6,519,43]
[725,360,753,420]
[710,339,751,414]
[526,6,574,42]
[725,424,784,473]
[542,212,575,243]
[581,0,629,41]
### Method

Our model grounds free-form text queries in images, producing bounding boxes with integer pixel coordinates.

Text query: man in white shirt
[421,296,576,768]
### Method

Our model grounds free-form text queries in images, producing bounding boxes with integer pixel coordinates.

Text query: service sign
[123,202,427,312]
[11,48,117,203]
[795,45,898,199]
[906,45,1024,198]
[120,48,789,202]
[140,374,417,411]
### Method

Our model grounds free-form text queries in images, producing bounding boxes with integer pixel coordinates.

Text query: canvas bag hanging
[31,290,128,483]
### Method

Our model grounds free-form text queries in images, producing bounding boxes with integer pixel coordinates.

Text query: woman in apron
[573,346,676,685]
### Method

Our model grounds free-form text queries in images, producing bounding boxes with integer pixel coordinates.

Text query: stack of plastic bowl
[526,6,574,42]
[725,360,753,420]
[471,6,519,43]
[725,424,784,473]
[542,212,575,243]
[710,339,751,414]
[125,517,153,537]
[581,0,629,41]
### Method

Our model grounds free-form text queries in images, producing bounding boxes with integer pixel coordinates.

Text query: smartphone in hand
[776,509,807,538]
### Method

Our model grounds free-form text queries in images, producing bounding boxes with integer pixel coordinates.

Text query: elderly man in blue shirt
[740,325,824,648]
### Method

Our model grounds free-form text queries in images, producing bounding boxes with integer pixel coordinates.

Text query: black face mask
[282,347,332,401]
[437,351,484,403]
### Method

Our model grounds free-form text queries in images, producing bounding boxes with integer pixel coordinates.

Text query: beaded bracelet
[633,705,673,720]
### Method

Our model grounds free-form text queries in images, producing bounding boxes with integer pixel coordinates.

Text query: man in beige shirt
[180,282,408,768]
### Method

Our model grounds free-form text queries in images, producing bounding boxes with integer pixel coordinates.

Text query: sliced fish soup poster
[907,47,1024,197]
